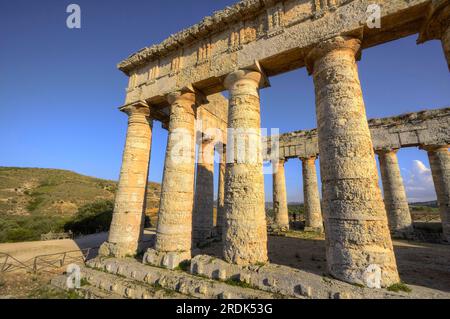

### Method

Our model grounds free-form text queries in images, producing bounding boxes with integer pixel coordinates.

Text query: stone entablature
[123,92,228,133]
[197,93,229,145]
[266,107,450,160]
[120,0,431,107]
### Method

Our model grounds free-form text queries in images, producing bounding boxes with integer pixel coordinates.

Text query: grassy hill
[0,167,160,243]
[409,201,440,222]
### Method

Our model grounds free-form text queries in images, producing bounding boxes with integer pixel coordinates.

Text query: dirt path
[0,230,155,264]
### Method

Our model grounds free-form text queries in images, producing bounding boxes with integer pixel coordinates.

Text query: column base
[390,228,414,240]
[268,224,290,233]
[99,241,144,258]
[143,248,192,270]
[193,229,214,247]
[304,226,324,233]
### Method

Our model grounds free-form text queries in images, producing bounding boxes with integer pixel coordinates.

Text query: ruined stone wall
[266,107,450,160]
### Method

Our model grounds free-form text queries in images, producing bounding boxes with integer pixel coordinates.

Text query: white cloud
[402,160,436,203]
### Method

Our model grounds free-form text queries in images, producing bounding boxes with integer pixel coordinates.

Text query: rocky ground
[1,229,449,298]
[0,272,78,299]
[202,230,450,295]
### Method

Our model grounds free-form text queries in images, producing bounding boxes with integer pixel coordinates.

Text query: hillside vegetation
[0,167,160,243]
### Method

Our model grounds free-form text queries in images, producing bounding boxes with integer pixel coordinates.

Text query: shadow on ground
[200,233,450,293]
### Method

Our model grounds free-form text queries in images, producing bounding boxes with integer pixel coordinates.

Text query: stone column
[376,149,413,237]
[99,101,152,258]
[423,145,450,242]
[193,140,215,245]
[143,90,199,269]
[223,69,268,265]
[272,159,289,231]
[306,36,399,287]
[216,152,226,237]
[300,156,323,232]
[418,0,450,71]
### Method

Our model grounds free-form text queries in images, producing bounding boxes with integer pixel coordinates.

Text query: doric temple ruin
[93,0,449,292]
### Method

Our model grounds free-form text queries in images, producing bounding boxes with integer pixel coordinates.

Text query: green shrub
[0,200,113,243]
[26,196,45,212]
[387,282,412,293]
[0,215,68,242]
[64,200,113,235]
[288,204,305,216]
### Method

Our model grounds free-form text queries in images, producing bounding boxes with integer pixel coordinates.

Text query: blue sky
[0,0,449,203]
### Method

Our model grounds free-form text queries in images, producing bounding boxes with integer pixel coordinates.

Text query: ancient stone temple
[98,0,450,289]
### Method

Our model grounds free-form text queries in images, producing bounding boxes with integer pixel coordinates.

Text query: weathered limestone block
[423,145,450,242]
[376,149,413,237]
[216,157,226,237]
[151,90,199,267]
[193,140,215,244]
[189,255,419,299]
[306,36,400,287]
[222,69,268,265]
[418,0,450,70]
[300,156,323,231]
[190,255,310,298]
[143,249,191,270]
[272,159,289,231]
[85,257,274,299]
[100,101,152,258]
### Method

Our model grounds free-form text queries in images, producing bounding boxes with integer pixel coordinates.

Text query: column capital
[272,158,286,165]
[375,148,399,155]
[417,0,450,43]
[223,69,265,90]
[420,144,450,152]
[119,100,151,117]
[199,132,216,144]
[166,86,207,106]
[299,155,317,163]
[305,35,362,75]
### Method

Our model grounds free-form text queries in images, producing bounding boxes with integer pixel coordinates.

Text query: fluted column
[193,140,215,245]
[223,69,268,265]
[300,156,323,231]
[423,145,450,242]
[418,0,450,70]
[216,150,226,237]
[272,159,289,231]
[99,101,152,258]
[143,90,199,269]
[306,36,399,287]
[376,149,413,237]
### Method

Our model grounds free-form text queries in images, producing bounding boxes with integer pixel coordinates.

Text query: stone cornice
[367,107,450,127]
[118,0,275,75]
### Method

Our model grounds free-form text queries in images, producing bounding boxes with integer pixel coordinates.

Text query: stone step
[52,266,189,299]
[82,266,191,299]
[51,273,123,299]
[87,257,279,299]
[77,285,125,299]
[189,255,415,299]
